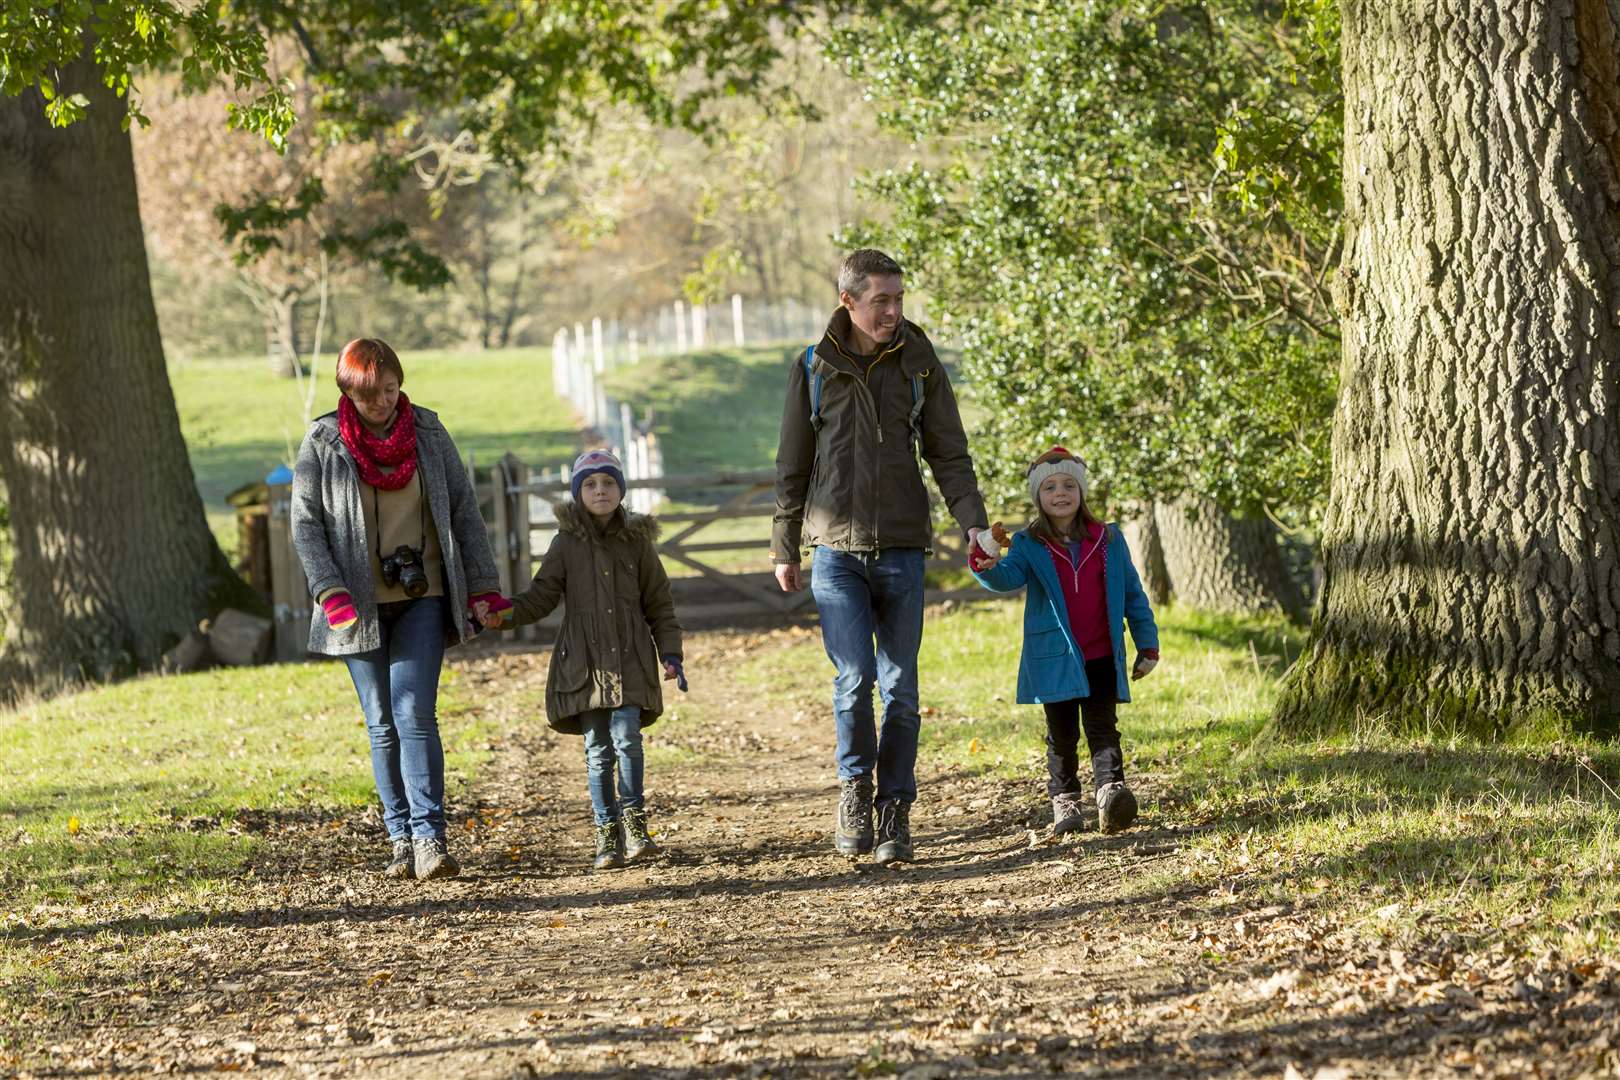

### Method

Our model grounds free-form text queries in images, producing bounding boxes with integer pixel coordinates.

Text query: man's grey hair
[838,249,904,300]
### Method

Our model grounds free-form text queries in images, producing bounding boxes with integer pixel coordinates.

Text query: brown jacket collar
[817,307,938,378]
[554,498,659,545]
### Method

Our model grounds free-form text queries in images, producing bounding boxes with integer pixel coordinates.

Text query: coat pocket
[1028,629,1070,658]
[550,619,591,692]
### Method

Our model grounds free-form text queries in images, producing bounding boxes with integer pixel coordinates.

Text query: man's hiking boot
[623,807,660,862]
[1051,792,1093,836]
[412,836,461,880]
[594,820,625,870]
[383,838,415,879]
[835,776,875,856]
[873,799,913,866]
[1096,782,1139,834]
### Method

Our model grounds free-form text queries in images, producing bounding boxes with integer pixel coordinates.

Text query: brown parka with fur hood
[509,500,682,734]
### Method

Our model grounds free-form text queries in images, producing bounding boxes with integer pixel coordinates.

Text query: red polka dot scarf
[337,392,419,490]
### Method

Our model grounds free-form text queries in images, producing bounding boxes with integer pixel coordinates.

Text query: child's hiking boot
[594,820,625,870]
[1051,792,1094,836]
[1096,782,1139,834]
[873,799,913,866]
[835,776,875,856]
[383,838,415,879]
[412,836,461,880]
[623,807,660,862]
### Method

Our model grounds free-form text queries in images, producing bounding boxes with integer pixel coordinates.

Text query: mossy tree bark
[1120,500,1307,620]
[1275,1,1620,735]
[1152,498,1308,622]
[0,44,261,699]
[1120,506,1172,608]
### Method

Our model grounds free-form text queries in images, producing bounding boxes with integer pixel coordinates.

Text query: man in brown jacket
[773,248,988,864]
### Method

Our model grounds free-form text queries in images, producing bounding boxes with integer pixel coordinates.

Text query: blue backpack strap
[907,369,926,452]
[804,345,823,429]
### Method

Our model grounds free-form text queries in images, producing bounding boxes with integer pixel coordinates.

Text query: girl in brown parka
[496,449,684,870]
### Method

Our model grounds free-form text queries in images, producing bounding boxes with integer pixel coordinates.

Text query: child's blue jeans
[580,705,644,824]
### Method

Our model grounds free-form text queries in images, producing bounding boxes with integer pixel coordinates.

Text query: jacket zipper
[824,336,904,551]
[1042,529,1104,663]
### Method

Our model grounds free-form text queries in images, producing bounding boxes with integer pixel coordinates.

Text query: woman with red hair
[291,338,509,881]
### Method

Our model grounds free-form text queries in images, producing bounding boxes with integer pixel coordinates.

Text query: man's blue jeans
[581,705,645,824]
[343,597,448,840]
[810,546,927,804]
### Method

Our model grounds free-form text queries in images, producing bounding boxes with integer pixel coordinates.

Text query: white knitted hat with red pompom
[1026,446,1088,505]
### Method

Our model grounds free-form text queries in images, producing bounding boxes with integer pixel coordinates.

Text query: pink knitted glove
[470,591,514,630]
[322,591,359,631]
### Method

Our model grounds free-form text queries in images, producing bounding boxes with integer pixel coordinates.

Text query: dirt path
[13,629,1620,1078]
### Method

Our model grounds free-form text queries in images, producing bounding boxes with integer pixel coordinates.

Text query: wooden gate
[486,457,982,639]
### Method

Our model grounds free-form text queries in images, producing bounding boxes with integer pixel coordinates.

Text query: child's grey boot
[1096,782,1138,834]
[1051,792,1094,836]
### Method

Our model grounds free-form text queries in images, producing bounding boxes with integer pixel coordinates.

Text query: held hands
[967,524,1007,571]
[470,592,514,630]
[774,563,803,593]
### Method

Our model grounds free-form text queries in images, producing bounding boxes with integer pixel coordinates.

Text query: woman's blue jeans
[581,705,645,825]
[342,597,448,840]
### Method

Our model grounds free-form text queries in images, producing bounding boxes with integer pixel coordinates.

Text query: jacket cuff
[769,524,802,564]
[1138,648,1160,661]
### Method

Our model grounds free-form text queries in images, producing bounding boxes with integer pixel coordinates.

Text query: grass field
[170,347,581,555]
[0,663,497,917]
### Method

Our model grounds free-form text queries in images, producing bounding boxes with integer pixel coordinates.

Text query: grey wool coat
[291,405,501,656]
[510,500,682,734]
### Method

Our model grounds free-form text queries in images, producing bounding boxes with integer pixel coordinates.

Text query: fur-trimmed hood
[553,499,660,544]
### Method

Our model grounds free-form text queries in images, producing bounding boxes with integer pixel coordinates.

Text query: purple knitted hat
[571,448,625,501]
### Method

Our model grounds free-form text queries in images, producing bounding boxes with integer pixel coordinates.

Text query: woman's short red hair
[335,338,404,395]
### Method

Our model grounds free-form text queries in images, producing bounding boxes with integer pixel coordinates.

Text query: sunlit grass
[0,662,492,912]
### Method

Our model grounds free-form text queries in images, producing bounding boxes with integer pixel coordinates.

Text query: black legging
[1042,656,1124,796]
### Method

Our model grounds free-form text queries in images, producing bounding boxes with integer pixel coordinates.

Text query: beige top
[360,466,445,603]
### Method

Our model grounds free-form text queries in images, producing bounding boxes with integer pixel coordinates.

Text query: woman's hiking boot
[412,836,461,880]
[835,776,875,856]
[623,807,660,862]
[873,799,913,866]
[1051,792,1093,836]
[383,838,415,879]
[1096,782,1139,834]
[594,820,626,870]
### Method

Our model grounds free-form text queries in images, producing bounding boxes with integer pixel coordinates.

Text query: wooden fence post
[732,293,745,346]
[495,453,534,637]
[266,467,310,662]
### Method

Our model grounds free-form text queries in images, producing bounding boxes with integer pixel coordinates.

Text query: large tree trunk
[0,44,262,698]
[1275,2,1620,736]
[1119,505,1171,607]
[1151,497,1309,621]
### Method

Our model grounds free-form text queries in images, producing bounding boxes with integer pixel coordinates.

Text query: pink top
[1042,522,1112,662]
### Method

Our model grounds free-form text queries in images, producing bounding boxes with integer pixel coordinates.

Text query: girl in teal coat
[970,447,1160,835]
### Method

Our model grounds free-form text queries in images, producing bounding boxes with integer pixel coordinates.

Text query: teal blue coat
[971,525,1159,704]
